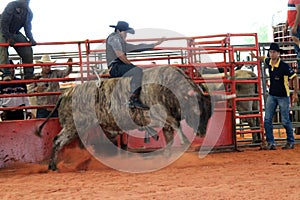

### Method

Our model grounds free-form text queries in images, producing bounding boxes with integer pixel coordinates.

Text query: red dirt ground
[0,144,300,200]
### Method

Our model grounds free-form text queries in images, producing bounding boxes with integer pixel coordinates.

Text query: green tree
[244,23,270,43]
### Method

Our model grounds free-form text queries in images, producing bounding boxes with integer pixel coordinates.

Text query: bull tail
[35,96,63,137]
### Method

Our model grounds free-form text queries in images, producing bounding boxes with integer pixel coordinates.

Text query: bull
[36,66,224,171]
[202,69,261,143]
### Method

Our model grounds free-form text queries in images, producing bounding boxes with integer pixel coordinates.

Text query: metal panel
[0,118,61,168]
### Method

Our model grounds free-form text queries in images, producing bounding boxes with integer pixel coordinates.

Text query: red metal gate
[0,33,264,167]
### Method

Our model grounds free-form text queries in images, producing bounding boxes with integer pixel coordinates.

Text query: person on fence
[28,55,72,118]
[286,0,300,74]
[250,42,298,150]
[0,0,37,81]
[106,21,165,110]
[292,35,300,47]
[0,64,33,120]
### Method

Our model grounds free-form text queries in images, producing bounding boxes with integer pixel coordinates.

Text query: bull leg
[48,128,78,171]
[144,130,150,144]
[176,126,190,145]
[168,122,190,145]
[251,117,262,144]
[162,125,175,147]
[120,133,128,151]
[246,120,262,144]
[250,115,262,144]
[144,126,159,143]
[162,117,190,146]
[161,125,180,158]
[238,100,262,144]
[252,132,262,143]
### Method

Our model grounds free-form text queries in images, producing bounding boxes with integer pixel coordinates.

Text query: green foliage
[244,23,270,43]
[257,25,269,42]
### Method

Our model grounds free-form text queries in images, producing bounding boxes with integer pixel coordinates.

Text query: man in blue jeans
[0,0,36,81]
[251,43,298,150]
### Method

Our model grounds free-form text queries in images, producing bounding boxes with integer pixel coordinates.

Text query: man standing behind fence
[0,0,37,81]
[28,55,72,118]
[0,64,33,120]
[250,43,298,150]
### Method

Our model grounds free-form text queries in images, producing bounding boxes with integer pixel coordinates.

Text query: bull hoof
[152,135,159,141]
[252,140,262,144]
[48,163,58,171]
[182,138,191,145]
[144,137,150,143]
[145,126,158,141]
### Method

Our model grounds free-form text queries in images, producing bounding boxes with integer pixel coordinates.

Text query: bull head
[185,87,236,137]
[183,88,212,137]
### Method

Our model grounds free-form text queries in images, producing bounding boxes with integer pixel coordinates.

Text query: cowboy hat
[109,21,135,34]
[266,43,284,54]
[35,54,56,63]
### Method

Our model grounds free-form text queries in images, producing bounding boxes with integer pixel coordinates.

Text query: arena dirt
[0,143,300,199]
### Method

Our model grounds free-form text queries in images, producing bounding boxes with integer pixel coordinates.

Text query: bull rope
[91,65,102,88]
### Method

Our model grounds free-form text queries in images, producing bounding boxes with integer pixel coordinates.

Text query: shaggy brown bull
[235,70,261,143]
[36,66,216,171]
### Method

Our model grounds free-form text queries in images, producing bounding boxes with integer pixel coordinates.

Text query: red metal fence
[0,33,264,167]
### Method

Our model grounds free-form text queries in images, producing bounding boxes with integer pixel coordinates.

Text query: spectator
[0,64,33,120]
[292,35,300,47]
[286,0,300,73]
[106,21,165,109]
[0,0,36,81]
[28,54,72,118]
[250,43,298,150]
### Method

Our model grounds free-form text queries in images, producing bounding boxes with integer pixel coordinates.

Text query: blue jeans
[109,62,143,95]
[264,95,294,145]
[291,26,300,71]
[0,32,34,78]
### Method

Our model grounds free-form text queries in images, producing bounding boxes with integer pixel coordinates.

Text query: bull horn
[224,94,236,99]
[213,93,236,101]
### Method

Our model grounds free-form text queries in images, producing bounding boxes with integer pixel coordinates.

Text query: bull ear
[197,84,207,94]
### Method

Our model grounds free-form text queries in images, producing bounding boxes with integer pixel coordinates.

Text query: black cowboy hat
[109,21,135,34]
[266,43,284,54]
